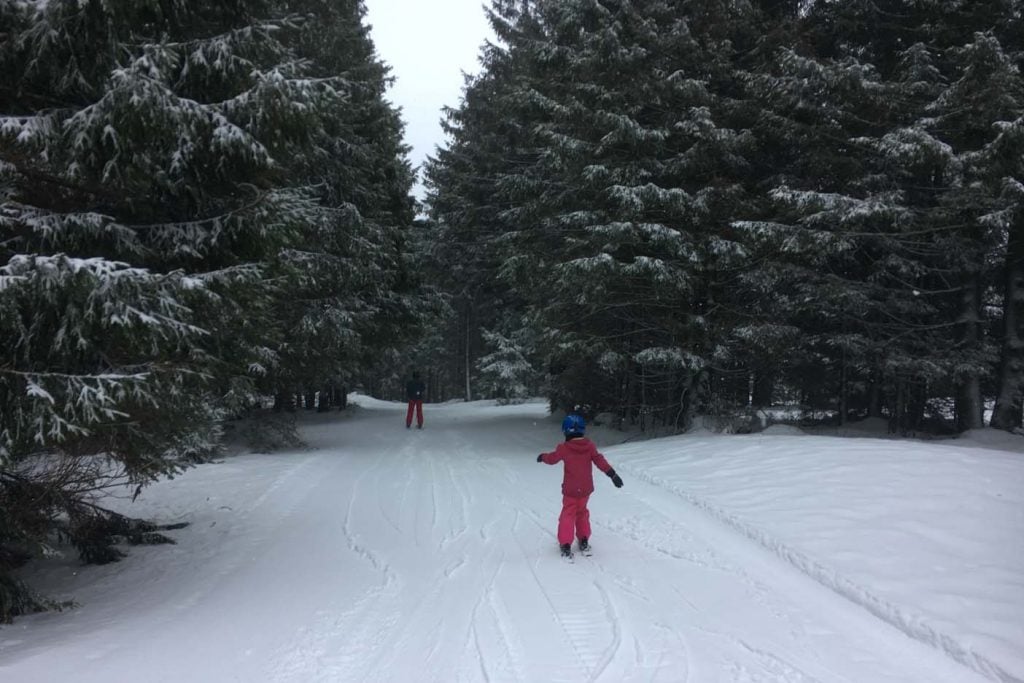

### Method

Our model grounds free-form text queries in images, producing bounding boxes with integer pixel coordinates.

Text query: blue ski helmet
[562,413,586,436]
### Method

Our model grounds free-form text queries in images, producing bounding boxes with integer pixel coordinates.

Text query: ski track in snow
[0,398,999,683]
[620,465,1020,683]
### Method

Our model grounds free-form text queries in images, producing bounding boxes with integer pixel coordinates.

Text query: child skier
[537,413,623,559]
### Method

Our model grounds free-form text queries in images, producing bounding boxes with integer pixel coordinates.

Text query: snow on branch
[582,221,691,257]
[0,245,211,458]
[2,370,147,447]
[731,219,856,255]
[633,347,704,370]
[607,183,691,213]
[0,113,56,147]
[62,68,276,186]
[0,254,208,341]
[862,127,958,171]
[770,187,912,229]
[0,203,142,255]
[595,111,669,147]
[978,177,1022,232]
[476,329,536,403]
[557,252,615,275]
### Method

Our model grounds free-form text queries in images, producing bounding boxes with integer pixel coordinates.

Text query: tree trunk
[908,381,927,433]
[992,220,1024,431]
[839,353,848,426]
[464,307,472,402]
[751,370,774,408]
[677,369,707,432]
[273,391,292,412]
[955,272,985,432]
[893,380,904,433]
[868,376,883,418]
[317,383,332,412]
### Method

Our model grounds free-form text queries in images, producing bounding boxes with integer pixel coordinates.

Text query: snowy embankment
[0,395,1017,683]
[613,427,1024,683]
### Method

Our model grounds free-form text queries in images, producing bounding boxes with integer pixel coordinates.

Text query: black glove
[537,454,544,463]
[606,468,623,488]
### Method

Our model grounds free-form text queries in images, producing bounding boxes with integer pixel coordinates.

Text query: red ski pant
[405,400,423,427]
[557,494,591,545]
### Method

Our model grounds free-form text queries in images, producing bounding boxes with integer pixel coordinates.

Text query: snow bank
[612,432,1024,683]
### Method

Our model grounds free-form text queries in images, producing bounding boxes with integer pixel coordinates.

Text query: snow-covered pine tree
[991,190,1024,431]
[0,254,213,619]
[852,1,1022,431]
[0,0,251,617]
[1,0,348,410]
[476,326,539,403]
[668,0,803,416]
[737,41,944,426]
[735,0,1022,431]
[925,31,1023,430]
[424,5,542,402]
[257,0,429,412]
[983,72,1024,431]
[0,0,425,617]
[920,4,1024,432]
[431,0,1023,432]
[429,0,785,422]
[483,0,758,426]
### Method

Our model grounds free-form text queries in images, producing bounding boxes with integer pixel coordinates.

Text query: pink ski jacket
[539,437,612,498]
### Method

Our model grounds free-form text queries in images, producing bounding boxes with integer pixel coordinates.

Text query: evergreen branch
[126,187,268,231]
[121,12,311,51]
[0,84,74,110]
[5,161,121,200]
[0,368,150,381]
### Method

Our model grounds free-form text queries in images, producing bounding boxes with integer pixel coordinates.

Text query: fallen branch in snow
[0,466,189,621]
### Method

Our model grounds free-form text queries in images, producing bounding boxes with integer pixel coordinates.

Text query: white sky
[363,0,495,199]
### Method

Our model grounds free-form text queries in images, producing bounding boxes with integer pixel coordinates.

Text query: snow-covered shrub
[476,330,539,404]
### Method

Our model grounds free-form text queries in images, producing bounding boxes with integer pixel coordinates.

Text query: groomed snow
[1,396,1019,682]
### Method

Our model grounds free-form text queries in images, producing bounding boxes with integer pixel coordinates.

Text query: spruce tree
[429,0,1024,432]
[424,1,546,402]
[735,0,1023,431]
[0,0,427,618]
[261,0,426,411]
[485,0,755,424]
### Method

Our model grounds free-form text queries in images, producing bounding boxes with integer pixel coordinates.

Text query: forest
[1,0,1021,620]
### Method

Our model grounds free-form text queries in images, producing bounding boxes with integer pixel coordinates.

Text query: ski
[559,543,574,563]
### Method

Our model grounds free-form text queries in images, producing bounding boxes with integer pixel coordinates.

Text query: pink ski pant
[405,400,423,427]
[557,494,591,545]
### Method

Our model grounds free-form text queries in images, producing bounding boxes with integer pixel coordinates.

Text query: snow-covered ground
[1,396,1021,683]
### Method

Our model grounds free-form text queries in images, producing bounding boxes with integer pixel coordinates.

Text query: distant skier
[405,371,426,429]
[537,413,623,559]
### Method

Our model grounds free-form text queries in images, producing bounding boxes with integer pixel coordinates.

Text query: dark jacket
[406,378,425,401]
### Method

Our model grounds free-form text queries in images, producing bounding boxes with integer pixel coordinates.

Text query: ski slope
[1,396,1019,683]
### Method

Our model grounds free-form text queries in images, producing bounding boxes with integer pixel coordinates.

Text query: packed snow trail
[0,398,991,682]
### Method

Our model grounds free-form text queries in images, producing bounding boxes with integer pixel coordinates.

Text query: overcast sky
[363,1,495,198]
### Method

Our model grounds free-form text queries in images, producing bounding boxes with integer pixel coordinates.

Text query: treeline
[0,0,433,619]
[424,0,1024,433]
